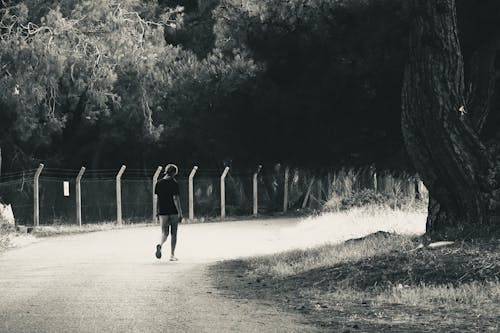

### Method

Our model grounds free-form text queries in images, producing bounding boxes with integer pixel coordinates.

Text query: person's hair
[164,164,178,177]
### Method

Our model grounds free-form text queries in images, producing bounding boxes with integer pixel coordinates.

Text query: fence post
[253,165,262,216]
[116,165,126,225]
[152,166,162,224]
[302,177,315,209]
[317,178,323,204]
[75,167,86,227]
[33,163,44,227]
[283,166,290,213]
[188,166,198,221]
[220,167,230,219]
[327,172,333,198]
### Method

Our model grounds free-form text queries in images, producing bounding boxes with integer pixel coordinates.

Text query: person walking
[154,164,183,261]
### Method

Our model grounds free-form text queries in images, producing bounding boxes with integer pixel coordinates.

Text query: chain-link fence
[0,168,38,225]
[0,165,428,226]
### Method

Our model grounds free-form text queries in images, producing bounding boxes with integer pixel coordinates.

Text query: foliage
[325,189,427,211]
[0,0,498,171]
[0,0,265,169]
[0,222,15,252]
[1,1,170,165]
[209,0,410,166]
[335,189,390,210]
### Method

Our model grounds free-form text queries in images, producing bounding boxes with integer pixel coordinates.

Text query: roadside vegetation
[211,204,500,332]
[0,224,13,252]
[0,223,35,253]
[24,221,158,237]
[0,221,158,253]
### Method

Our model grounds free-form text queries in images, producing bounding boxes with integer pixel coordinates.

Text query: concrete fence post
[283,167,290,213]
[188,166,198,220]
[327,172,333,198]
[220,167,230,219]
[152,166,162,224]
[302,177,315,209]
[253,165,262,216]
[317,178,323,204]
[75,167,86,227]
[33,163,44,227]
[116,165,126,225]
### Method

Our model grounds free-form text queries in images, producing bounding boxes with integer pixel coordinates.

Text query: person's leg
[160,215,170,245]
[156,215,170,259]
[170,217,178,258]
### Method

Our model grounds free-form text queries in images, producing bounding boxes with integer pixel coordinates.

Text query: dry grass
[30,221,154,237]
[0,224,35,253]
[378,281,500,307]
[0,227,11,252]
[248,232,416,278]
[0,221,157,253]
[210,208,500,332]
[275,205,426,257]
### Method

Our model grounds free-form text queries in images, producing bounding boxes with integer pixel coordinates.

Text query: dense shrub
[341,189,389,209]
[323,188,426,212]
[324,189,388,211]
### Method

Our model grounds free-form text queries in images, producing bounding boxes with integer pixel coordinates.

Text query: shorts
[159,214,180,225]
[159,214,180,235]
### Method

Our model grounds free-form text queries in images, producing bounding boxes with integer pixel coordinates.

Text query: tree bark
[467,40,499,134]
[402,0,500,239]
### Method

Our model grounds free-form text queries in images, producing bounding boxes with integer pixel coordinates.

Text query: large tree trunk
[401,0,500,239]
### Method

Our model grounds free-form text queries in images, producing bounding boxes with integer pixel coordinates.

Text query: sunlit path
[0,215,426,332]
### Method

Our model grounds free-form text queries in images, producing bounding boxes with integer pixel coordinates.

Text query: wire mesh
[0,166,426,225]
[192,173,221,218]
[81,179,116,223]
[121,179,153,222]
[39,177,76,225]
[257,166,286,214]
[0,178,33,225]
[225,174,253,216]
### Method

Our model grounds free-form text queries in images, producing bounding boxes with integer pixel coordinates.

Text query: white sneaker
[169,256,178,261]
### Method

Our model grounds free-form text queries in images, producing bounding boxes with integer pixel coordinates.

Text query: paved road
[0,218,323,333]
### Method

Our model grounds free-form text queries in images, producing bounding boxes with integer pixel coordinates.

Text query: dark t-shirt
[154,177,180,215]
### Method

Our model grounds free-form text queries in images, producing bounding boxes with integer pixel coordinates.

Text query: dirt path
[0,218,325,333]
